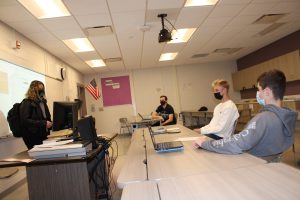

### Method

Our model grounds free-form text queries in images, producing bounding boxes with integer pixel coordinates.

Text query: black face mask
[214,92,223,100]
[160,101,166,106]
[38,90,45,98]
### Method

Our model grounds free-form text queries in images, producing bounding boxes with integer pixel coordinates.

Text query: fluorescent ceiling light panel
[63,38,94,52]
[86,59,106,68]
[185,0,219,7]
[18,0,70,19]
[159,53,178,61]
[168,28,196,43]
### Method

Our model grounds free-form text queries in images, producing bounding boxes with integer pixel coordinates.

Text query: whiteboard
[0,59,45,119]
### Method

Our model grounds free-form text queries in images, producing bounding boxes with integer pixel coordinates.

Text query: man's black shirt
[156,104,177,125]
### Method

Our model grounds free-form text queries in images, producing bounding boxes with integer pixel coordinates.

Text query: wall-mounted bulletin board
[101,75,132,107]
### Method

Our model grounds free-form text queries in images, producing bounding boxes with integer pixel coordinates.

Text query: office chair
[119,118,131,135]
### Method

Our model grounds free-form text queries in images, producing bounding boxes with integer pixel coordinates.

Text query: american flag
[86,79,100,100]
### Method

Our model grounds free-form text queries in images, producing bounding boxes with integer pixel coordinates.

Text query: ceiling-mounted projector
[158,14,172,43]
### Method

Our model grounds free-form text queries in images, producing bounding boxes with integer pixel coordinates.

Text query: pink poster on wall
[101,75,132,107]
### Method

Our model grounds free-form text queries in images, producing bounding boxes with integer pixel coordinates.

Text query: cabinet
[232,50,300,91]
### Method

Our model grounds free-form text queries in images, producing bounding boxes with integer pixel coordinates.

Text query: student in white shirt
[194,79,239,139]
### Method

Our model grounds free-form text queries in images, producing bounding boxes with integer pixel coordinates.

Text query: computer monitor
[75,116,99,149]
[52,101,79,131]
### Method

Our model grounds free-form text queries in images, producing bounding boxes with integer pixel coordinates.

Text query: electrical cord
[88,135,119,200]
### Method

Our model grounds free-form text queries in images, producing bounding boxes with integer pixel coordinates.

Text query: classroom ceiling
[0,0,300,74]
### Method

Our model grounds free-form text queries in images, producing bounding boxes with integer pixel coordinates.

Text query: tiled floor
[1,131,300,200]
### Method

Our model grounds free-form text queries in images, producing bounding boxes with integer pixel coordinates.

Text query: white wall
[0,21,84,117]
[84,61,240,134]
[85,71,136,134]
[177,61,240,111]
[0,21,84,155]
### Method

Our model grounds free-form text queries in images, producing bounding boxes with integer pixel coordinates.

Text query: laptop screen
[138,113,144,120]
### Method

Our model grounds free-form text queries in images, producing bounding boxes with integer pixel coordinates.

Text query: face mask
[160,101,166,106]
[256,91,265,106]
[38,90,45,97]
[214,92,223,100]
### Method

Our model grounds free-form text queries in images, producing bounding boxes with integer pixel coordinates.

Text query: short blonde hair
[212,79,229,91]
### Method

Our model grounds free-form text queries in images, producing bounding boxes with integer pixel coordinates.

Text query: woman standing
[20,80,52,149]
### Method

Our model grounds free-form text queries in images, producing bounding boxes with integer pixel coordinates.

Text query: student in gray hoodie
[194,69,298,162]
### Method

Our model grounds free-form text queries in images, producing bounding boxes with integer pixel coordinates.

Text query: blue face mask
[256,91,265,106]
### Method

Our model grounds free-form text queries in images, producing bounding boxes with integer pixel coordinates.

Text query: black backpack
[7,101,24,137]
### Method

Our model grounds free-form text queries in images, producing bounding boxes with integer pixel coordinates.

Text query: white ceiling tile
[106,61,125,71]
[141,32,164,68]
[27,31,59,43]
[0,0,19,6]
[218,0,252,5]
[42,41,74,56]
[209,4,247,18]
[146,8,180,23]
[112,11,145,34]
[278,13,300,23]
[269,2,300,14]
[108,0,146,12]
[163,43,185,52]
[251,0,283,3]
[63,0,109,15]
[241,24,270,34]
[52,28,86,40]
[0,5,35,22]
[8,20,47,34]
[40,16,79,31]
[239,2,279,16]
[227,15,261,26]
[147,0,185,10]
[93,67,109,73]
[76,51,100,60]
[76,14,112,28]
[201,17,233,27]
[90,35,121,58]
[175,7,212,28]
[0,0,298,75]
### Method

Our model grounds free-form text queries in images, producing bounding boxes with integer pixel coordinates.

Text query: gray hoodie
[201,104,298,158]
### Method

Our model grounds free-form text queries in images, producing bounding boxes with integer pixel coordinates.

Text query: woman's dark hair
[26,80,45,101]
[257,69,286,100]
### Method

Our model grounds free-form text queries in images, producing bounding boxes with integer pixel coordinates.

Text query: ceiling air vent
[191,53,209,58]
[214,48,242,54]
[104,57,122,62]
[85,26,113,36]
[253,14,285,24]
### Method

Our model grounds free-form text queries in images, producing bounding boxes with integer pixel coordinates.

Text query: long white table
[117,129,147,188]
[121,181,159,200]
[158,163,300,200]
[122,163,300,200]
[145,125,265,181]
[118,125,265,188]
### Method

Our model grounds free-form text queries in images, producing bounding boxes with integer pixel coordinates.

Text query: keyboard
[155,141,184,152]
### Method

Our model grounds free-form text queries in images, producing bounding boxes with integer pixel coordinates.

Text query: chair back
[119,118,128,124]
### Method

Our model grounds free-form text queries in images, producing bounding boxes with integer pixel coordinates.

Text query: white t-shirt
[201,100,239,138]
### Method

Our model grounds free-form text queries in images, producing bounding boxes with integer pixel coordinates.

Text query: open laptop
[138,113,152,121]
[148,127,184,153]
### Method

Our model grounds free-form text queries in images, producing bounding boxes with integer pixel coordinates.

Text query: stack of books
[28,140,92,159]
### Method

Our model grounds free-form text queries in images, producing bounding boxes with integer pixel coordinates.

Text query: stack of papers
[152,126,166,134]
[28,141,90,159]
[166,127,181,133]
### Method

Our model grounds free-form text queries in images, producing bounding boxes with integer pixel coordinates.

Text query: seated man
[194,79,239,140]
[194,69,298,161]
[152,95,177,126]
